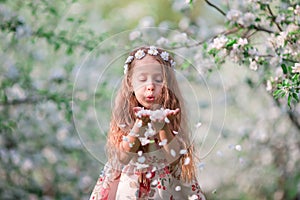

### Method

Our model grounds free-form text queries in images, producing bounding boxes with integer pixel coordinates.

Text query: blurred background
[0,0,299,199]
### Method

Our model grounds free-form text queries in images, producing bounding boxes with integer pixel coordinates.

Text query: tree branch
[204,0,226,16]
[266,5,283,32]
[0,97,45,106]
[273,98,300,131]
[253,25,274,34]
[171,27,240,50]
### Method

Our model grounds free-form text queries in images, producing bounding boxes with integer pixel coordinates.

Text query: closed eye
[155,75,163,83]
[138,75,147,81]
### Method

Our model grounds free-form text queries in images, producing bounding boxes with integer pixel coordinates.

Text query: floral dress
[89,144,206,200]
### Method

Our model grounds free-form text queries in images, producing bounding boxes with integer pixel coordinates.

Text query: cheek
[156,84,163,93]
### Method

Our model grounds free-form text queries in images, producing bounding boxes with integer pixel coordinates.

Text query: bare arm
[118,119,145,164]
[158,124,183,163]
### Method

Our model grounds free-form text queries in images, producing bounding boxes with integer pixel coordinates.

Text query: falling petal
[164,117,170,123]
[188,194,198,200]
[198,162,205,170]
[228,144,235,149]
[159,139,168,146]
[195,122,202,128]
[184,157,190,165]
[137,120,142,127]
[152,166,157,172]
[235,145,242,151]
[151,179,158,186]
[239,157,245,165]
[139,137,150,146]
[175,186,181,191]
[212,189,217,194]
[216,150,223,157]
[138,151,143,156]
[138,156,146,163]
[146,172,152,179]
[172,131,178,135]
[179,149,187,155]
[170,149,176,157]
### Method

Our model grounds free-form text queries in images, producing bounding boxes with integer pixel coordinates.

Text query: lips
[146,95,155,102]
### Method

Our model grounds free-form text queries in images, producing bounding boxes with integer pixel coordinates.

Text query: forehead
[132,55,162,74]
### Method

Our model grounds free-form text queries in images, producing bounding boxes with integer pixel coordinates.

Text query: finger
[166,108,180,116]
[174,108,180,115]
[133,107,142,113]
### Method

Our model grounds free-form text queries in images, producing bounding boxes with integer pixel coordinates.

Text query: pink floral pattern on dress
[89,154,206,200]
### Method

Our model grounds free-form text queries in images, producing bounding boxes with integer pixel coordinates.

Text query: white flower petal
[159,139,168,146]
[195,122,202,128]
[160,51,169,61]
[183,157,190,165]
[137,120,142,127]
[151,179,158,186]
[235,145,242,151]
[123,64,128,74]
[175,186,181,191]
[172,131,178,135]
[137,156,146,163]
[151,166,157,172]
[188,194,199,200]
[170,149,176,157]
[138,151,143,156]
[148,46,159,55]
[179,149,187,154]
[146,172,152,179]
[135,49,146,59]
[125,55,134,64]
[198,162,205,170]
[164,117,170,123]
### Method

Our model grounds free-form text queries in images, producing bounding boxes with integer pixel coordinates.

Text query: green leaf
[288,93,292,107]
[292,92,299,102]
[281,64,288,74]
[208,48,218,56]
[66,46,73,55]
[273,89,281,97]
[181,61,190,70]
[226,39,237,48]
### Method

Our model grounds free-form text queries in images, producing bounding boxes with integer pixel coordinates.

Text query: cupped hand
[133,107,151,126]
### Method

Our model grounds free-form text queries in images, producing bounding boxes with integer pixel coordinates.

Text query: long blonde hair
[106,46,197,182]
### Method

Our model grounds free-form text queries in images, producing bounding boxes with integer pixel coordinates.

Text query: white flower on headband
[124,47,175,74]
[125,55,134,64]
[135,49,146,59]
[124,64,129,74]
[148,46,159,55]
[160,51,169,61]
[170,60,176,67]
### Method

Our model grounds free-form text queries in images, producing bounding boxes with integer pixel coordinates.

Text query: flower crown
[123,46,176,74]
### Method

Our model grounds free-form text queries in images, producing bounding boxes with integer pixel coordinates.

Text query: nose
[146,82,154,91]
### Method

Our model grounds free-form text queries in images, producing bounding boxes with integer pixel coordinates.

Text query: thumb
[133,107,142,113]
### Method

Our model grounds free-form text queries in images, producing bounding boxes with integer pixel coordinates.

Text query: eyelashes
[137,76,163,83]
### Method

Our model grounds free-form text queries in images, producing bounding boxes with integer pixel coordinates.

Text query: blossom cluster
[205,1,300,107]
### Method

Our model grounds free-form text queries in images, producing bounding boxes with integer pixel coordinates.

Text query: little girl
[89,46,206,200]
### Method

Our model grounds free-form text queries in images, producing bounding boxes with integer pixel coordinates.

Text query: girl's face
[131,55,164,109]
